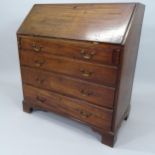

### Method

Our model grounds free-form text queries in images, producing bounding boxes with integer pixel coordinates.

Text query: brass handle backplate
[32,43,42,52]
[80,69,93,77]
[36,77,45,84]
[80,49,96,60]
[76,109,92,118]
[80,89,93,97]
[36,96,46,103]
[34,59,45,67]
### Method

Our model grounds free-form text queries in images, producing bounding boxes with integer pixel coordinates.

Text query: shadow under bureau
[17,3,145,147]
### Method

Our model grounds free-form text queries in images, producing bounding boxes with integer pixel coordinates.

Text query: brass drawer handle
[36,96,46,103]
[32,43,42,52]
[34,59,45,67]
[36,77,45,84]
[80,49,96,60]
[80,69,93,77]
[80,89,93,97]
[76,109,92,118]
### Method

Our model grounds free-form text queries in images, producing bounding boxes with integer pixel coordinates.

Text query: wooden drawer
[20,51,118,86]
[20,36,120,66]
[21,66,115,108]
[23,84,113,130]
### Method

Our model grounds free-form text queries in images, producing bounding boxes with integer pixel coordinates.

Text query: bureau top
[17,3,143,44]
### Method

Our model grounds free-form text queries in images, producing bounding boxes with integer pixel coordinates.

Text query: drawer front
[20,36,120,66]
[23,84,113,130]
[20,51,118,86]
[21,66,115,108]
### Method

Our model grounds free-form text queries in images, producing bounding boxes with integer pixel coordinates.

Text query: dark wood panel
[17,3,135,44]
[112,3,145,132]
[23,84,113,130]
[20,50,118,86]
[20,36,121,66]
[21,66,115,108]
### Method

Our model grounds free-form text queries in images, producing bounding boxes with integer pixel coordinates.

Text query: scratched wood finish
[17,3,145,147]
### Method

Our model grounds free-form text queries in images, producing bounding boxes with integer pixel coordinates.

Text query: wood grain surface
[17,3,135,44]
[20,50,118,86]
[21,66,115,108]
[23,84,113,130]
[20,36,121,66]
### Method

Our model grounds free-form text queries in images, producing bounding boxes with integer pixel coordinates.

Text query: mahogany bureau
[17,3,145,147]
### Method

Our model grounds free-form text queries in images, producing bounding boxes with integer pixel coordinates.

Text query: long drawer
[21,66,115,108]
[20,36,121,66]
[23,84,113,130]
[20,51,118,86]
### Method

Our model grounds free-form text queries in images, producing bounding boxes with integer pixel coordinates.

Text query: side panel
[112,3,145,132]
